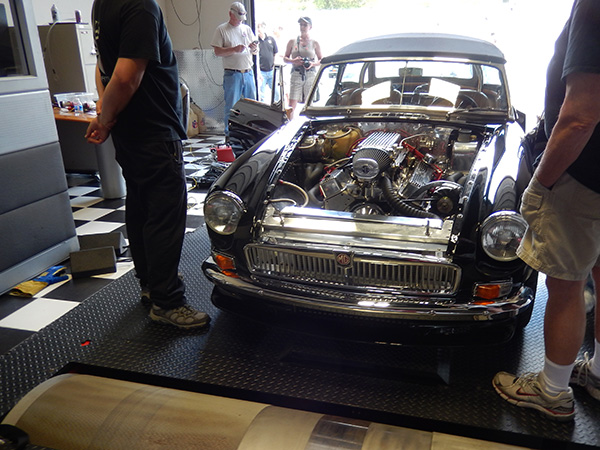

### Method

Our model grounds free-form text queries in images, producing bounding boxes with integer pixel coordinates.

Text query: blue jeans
[260,69,276,103]
[223,69,256,136]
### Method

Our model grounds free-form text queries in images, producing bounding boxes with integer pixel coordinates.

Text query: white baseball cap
[230,2,247,19]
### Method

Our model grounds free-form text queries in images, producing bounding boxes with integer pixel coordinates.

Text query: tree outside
[313,0,371,8]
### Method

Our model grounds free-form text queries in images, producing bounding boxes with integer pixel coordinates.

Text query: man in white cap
[211,2,258,141]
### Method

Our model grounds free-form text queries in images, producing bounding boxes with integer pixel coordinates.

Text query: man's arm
[86,57,148,144]
[536,72,600,188]
[94,63,105,113]
[212,44,246,57]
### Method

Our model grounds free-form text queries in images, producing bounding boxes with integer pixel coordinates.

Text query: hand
[85,116,113,144]
[535,174,556,190]
[249,41,258,52]
[234,44,245,53]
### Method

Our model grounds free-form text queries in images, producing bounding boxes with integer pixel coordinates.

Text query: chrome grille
[245,245,460,294]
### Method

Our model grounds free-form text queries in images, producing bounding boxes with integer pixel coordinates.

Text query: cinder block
[78,232,126,255]
[69,246,116,278]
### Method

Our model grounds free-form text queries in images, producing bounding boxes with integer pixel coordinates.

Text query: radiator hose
[379,174,438,219]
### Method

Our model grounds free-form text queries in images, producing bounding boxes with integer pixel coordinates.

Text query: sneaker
[570,352,600,401]
[150,304,210,329]
[492,372,575,421]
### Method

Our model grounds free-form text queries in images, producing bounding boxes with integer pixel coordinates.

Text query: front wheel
[515,270,538,330]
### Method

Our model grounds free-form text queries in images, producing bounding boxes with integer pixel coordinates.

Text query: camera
[302,57,312,69]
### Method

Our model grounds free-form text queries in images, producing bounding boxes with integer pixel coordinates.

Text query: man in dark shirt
[85,0,210,329]
[493,0,600,420]
[257,21,279,103]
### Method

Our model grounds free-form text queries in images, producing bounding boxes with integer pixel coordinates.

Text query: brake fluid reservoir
[322,126,362,161]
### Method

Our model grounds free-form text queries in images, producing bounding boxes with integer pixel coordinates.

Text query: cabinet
[1,1,78,294]
[38,22,97,99]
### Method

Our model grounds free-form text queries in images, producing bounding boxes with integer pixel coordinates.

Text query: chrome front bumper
[203,257,534,323]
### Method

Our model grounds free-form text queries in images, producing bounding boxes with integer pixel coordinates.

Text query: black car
[202,33,536,344]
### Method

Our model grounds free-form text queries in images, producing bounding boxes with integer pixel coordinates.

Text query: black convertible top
[321,33,506,65]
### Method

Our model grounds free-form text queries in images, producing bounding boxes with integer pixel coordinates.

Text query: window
[482,65,502,86]
[341,62,364,84]
[0,1,28,77]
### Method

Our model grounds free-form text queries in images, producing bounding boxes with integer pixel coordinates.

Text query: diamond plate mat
[1,226,599,449]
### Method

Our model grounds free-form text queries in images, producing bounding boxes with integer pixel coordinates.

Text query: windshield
[309,59,508,111]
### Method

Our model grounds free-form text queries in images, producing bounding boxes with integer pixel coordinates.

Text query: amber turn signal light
[214,253,236,271]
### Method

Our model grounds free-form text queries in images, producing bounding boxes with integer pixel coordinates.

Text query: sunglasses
[231,9,246,16]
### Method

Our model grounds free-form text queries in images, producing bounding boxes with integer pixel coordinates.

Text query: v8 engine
[269,122,482,219]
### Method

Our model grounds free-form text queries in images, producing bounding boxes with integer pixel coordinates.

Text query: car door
[228,64,288,155]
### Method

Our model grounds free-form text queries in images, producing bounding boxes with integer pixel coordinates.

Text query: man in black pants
[257,21,279,103]
[85,0,209,329]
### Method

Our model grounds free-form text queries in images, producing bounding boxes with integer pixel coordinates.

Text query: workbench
[54,108,126,199]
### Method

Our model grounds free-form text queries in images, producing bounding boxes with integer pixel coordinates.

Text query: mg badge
[334,252,353,267]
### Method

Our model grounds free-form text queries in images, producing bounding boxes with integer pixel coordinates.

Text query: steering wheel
[455,94,478,109]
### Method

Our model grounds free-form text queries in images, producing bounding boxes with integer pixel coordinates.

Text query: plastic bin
[54,92,96,111]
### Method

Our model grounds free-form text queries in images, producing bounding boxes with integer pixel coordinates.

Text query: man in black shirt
[257,21,279,103]
[493,0,600,420]
[85,0,210,329]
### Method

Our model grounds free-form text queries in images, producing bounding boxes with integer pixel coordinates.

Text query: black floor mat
[1,226,599,449]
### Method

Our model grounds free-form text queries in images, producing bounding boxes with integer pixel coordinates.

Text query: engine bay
[268,121,483,219]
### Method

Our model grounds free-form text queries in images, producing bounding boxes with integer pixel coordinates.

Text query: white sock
[589,339,600,377]
[540,356,574,395]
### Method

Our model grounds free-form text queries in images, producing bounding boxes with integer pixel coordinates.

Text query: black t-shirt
[545,0,600,192]
[92,0,186,141]
[258,35,278,72]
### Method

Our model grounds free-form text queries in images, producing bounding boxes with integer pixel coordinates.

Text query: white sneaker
[570,352,600,401]
[493,372,575,421]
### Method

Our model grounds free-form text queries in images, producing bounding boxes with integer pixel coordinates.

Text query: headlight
[480,211,527,261]
[204,191,245,235]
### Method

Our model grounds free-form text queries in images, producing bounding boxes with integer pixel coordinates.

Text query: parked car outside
[202,33,536,344]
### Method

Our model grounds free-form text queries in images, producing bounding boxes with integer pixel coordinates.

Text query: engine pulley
[429,183,462,217]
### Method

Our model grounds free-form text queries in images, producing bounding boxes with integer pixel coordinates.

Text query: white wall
[32,1,93,25]
[165,0,228,50]
[31,0,205,50]
[31,0,167,27]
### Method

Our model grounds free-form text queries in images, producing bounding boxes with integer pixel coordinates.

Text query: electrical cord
[169,0,199,26]
[42,22,59,82]
[169,0,222,94]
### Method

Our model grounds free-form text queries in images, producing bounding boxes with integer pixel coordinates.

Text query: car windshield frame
[305,57,510,116]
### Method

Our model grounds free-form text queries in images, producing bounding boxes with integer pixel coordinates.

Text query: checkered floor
[0,134,223,354]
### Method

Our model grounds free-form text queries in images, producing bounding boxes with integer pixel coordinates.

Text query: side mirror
[514,108,526,132]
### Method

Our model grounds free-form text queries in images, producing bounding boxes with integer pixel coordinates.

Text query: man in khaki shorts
[493,0,600,421]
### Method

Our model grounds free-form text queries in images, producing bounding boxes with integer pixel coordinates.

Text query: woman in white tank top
[283,16,323,115]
